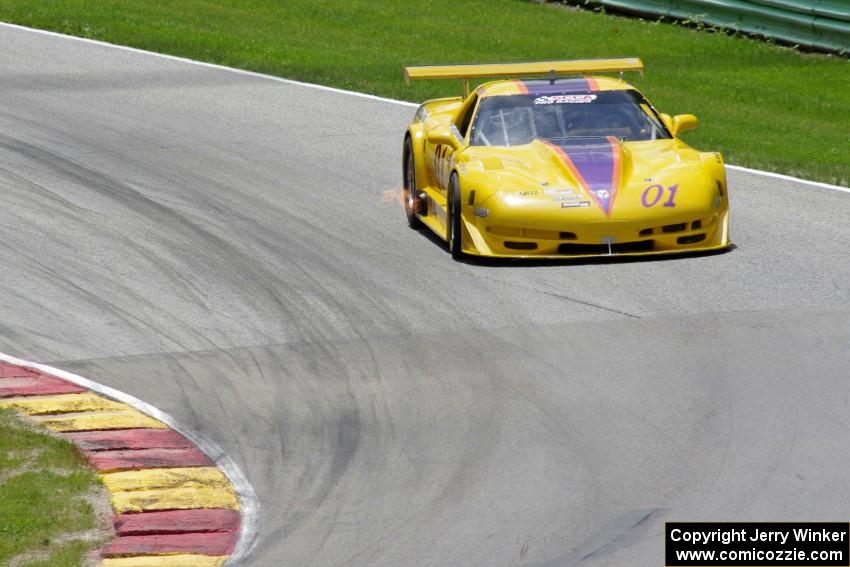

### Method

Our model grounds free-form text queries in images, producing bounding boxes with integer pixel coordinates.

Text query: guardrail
[567,0,850,53]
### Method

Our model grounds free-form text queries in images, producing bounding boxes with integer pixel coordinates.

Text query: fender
[406,122,428,198]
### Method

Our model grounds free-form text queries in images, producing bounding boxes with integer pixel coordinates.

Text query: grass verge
[0,409,105,567]
[0,0,846,185]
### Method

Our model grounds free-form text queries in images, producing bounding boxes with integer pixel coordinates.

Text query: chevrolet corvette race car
[402,58,730,259]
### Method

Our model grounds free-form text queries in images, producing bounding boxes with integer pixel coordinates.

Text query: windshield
[469,90,669,146]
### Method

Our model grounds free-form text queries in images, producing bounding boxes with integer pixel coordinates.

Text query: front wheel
[403,137,424,229]
[447,173,464,260]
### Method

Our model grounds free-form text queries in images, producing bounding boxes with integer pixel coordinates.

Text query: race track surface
[1,25,849,566]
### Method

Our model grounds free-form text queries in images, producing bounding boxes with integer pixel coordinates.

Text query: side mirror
[428,123,462,150]
[672,114,698,136]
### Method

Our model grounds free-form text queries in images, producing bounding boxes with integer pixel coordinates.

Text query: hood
[463,137,708,218]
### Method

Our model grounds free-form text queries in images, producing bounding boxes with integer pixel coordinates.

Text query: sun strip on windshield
[516,77,600,95]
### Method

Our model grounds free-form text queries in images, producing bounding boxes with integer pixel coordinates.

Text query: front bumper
[460,208,731,259]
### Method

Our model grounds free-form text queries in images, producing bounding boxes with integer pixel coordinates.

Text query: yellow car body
[402,58,730,259]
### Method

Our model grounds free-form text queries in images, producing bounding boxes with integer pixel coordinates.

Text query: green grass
[0,409,104,567]
[0,0,847,185]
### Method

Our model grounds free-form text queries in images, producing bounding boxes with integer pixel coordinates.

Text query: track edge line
[0,21,419,109]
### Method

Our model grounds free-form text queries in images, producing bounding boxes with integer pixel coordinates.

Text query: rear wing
[404,57,643,96]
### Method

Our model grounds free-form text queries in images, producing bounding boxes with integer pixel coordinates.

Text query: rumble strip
[0,358,250,567]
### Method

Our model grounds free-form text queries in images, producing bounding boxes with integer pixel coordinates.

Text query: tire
[448,173,464,260]
[402,137,424,229]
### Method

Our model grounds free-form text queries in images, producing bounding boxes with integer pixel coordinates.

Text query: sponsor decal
[513,190,539,197]
[561,201,591,209]
[473,207,489,218]
[544,188,574,196]
[533,94,597,105]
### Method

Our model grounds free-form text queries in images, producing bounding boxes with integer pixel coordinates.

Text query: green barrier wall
[573,0,850,52]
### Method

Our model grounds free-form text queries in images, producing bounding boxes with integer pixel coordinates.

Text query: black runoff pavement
[1,24,849,566]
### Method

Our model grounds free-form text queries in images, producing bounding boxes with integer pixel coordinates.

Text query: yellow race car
[402,58,730,259]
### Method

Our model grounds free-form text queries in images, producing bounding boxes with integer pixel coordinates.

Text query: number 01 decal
[641,184,679,208]
[433,144,452,189]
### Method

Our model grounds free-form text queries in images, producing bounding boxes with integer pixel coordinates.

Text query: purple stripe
[522,78,591,95]
[550,138,617,215]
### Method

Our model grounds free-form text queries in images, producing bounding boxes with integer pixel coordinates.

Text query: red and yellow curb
[0,361,241,566]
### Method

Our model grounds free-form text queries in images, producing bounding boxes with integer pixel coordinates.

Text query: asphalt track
[1,24,849,567]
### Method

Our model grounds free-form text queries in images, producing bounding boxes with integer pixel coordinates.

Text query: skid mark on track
[475,273,641,319]
[527,508,665,566]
